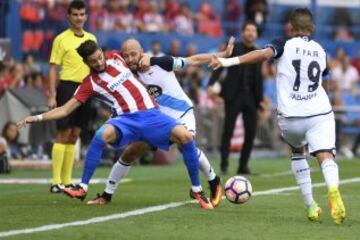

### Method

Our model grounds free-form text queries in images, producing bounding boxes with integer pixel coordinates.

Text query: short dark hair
[289,8,313,32]
[67,0,86,14]
[241,21,257,32]
[77,40,100,61]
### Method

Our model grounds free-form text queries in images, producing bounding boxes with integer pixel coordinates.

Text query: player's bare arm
[138,36,235,70]
[17,98,82,128]
[186,36,235,66]
[48,63,58,109]
[209,47,274,70]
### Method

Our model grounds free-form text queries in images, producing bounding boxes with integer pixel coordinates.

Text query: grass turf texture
[0,158,359,240]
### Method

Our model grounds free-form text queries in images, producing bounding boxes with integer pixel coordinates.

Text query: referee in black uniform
[208,21,263,175]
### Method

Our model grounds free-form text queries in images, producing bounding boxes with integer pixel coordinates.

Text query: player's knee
[291,146,305,154]
[315,151,334,162]
[179,131,193,144]
[95,125,117,143]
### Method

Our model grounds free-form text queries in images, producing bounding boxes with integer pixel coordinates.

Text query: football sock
[81,136,106,186]
[291,154,314,207]
[181,140,201,192]
[321,159,339,190]
[51,143,66,185]
[198,148,216,181]
[105,159,131,194]
[61,144,75,186]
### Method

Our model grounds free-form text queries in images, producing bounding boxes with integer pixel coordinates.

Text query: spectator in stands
[173,3,194,35]
[163,0,181,22]
[2,121,22,159]
[196,2,223,37]
[244,0,267,35]
[331,55,359,93]
[224,0,242,35]
[134,0,149,20]
[22,54,41,77]
[168,39,181,57]
[139,0,168,33]
[185,43,198,57]
[146,40,165,57]
[117,1,136,33]
[334,27,354,42]
[3,62,25,90]
[26,72,45,93]
[97,0,123,31]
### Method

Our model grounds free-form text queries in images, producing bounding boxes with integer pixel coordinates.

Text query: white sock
[291,154,314,207]
[321,158,339,190]
[104,159,131,194]
[198,149,216,181]
[79,183,88,192]
[191,185,203,193]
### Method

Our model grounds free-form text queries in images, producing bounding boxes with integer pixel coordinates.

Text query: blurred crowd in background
[1,0,360,162]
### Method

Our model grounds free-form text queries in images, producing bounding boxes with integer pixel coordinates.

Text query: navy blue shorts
[106,108,179,151]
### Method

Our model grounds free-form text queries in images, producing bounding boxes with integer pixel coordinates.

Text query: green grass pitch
[0,157,359,240]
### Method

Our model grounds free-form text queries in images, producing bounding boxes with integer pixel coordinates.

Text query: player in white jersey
[87,38,235,207]
[209,8,345,224]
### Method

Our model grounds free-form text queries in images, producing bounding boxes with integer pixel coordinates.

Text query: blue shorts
[106,108,179,151]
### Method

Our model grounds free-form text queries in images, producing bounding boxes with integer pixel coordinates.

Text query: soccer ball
[224,176,253,204]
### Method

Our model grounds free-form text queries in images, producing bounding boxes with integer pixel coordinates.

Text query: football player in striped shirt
[87,38,235,207]
[17,40,214,209]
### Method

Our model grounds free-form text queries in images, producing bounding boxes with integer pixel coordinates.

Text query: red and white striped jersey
[73,51,157,115]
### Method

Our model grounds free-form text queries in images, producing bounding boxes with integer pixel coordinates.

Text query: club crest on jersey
[107,70,132,91]
[147,84,162,98]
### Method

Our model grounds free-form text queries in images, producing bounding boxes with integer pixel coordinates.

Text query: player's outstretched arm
[139,37,235,71]
[186,36,235,66]
[209,47,274,70]
[17,98,81,128]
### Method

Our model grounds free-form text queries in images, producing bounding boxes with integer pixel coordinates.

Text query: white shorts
[178,109,196,136]
[277,112,336,156]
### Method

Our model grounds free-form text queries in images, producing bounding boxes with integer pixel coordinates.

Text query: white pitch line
[0,178,132,185]
[0,177,359,238]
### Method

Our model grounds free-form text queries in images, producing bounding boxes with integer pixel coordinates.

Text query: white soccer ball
[224,176,253,204]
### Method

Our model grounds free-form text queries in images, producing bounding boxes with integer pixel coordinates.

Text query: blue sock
[181,140,200,187]
[81,136,106,185]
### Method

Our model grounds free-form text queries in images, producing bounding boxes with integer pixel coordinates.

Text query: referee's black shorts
[55,80,92,130]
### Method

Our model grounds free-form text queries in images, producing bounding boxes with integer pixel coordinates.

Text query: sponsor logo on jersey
[107,70,132,91]
[289,92,317,101]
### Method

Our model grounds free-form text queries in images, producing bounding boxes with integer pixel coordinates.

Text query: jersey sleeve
[150,56,189,71]
[264,38,286,59]
[49,36,64,65]
[73,77,94,103]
